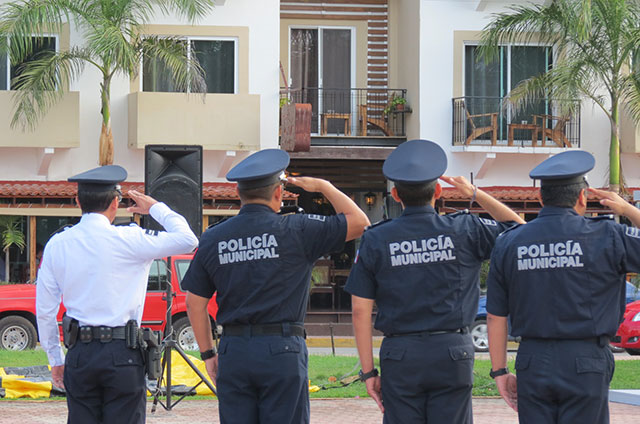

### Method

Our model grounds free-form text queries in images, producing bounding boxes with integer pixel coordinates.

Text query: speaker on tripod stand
[144,145,217,411]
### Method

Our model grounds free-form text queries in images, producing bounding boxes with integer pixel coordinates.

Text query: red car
[0,254,218,351]
[611,300,640,355]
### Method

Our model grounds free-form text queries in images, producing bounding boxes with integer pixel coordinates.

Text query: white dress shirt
[36,202,198,367]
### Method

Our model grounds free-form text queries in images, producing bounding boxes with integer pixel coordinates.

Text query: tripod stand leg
[151,345,170,413]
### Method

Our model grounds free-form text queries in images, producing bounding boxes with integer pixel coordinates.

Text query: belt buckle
[98,326,112,343]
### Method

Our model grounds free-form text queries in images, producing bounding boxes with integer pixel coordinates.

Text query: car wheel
[0,316,37,350]
[626,349,640,356]
[173,317,199,351]
[470,319,489,352]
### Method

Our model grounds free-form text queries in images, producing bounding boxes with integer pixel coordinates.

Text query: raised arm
[440,176,525,224]
[589,188,640,228]
[287,177,370,241]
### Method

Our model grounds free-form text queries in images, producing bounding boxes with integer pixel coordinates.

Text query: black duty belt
[79,325,127,343]
[223,323,306,338]
[385,327,469,338]
[522,335,610,348]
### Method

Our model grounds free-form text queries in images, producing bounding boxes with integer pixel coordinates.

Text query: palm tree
[0,216,26,282]
[479,0,640,192]
[0,0,214,165]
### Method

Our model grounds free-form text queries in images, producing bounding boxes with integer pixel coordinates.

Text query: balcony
[0,91,80,148]
[452,96,581,153]
[280,88,409,148]
[128,91,260,151]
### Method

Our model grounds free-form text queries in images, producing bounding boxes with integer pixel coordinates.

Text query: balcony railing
[452,97,581,148]
[281,87,408,137]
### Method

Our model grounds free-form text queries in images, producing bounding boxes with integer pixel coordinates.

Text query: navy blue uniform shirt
[182,204,347,325]
[345,206,514,334]
[487,206,640,338]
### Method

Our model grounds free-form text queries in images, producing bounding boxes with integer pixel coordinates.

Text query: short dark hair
[238,182,279,203]
[394,181,437,207]
[540,181,587,208]
[77,189,119,214]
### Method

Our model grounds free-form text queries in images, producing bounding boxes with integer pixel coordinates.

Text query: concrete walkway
[1,398,638,424]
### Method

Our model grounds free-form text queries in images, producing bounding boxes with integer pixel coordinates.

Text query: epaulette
[586,214,614,221]
[207,217,229,230]
[365,219,392,231]
[499,223,523,236]
[446,209,470,217]
[51,224,73,236]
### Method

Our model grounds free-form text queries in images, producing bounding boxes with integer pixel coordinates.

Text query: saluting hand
[588,188,632,216]
[126,190,158,215]
[366,375,384,413]
[440,175,475,198]
[495,373,518,412]
[286,176,327,193]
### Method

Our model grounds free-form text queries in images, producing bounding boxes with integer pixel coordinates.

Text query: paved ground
[1,398,638,424]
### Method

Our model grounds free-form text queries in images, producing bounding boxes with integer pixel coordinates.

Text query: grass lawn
[1,350,639,400]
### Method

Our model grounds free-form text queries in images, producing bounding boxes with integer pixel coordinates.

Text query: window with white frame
[142,37,237,94]
[1,36,57,90]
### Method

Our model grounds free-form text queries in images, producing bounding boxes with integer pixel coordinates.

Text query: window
[1,36,57,90]
[464,45,552,139]
[175,259,191,291]
[147,259,168,292]
[142,37,237,94]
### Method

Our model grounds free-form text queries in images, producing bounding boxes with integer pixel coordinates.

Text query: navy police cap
[68,165,127,192]
[383,139,447,184]
[227,149,290,190]
[530,150,594,186]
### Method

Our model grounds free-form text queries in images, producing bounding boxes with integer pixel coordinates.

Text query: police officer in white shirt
[36,165,198,424]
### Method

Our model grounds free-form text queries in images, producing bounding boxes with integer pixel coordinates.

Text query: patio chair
[534,114,571,147]
[308,259,335,310]
[462,100,498,145]
[358,104,394,137]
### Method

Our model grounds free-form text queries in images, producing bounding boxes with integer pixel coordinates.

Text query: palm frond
[138,35,207,94]
[156,0,215,22]
[1,219,25,251]
[621,71,640,126]
[86,21,139,76]
[10,47,88,130]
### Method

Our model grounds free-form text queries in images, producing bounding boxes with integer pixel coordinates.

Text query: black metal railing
[452,97,581,148]
[280,87,408,137]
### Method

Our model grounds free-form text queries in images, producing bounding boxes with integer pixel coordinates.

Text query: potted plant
[383,96,407,115]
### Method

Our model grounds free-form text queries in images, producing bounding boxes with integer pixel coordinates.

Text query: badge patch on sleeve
[145,229,159,236]
[307,214,326,222]
[479,217,497,226]
[626,227,640,239]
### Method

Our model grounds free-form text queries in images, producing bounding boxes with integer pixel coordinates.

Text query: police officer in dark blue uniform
[345,139,525,423]
[486,150,640,424]
[182,149,369,424]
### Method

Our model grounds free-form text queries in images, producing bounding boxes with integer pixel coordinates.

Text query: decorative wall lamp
[364,192,376,210]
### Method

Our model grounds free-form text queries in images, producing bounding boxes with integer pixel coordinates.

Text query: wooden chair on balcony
[534,114,571,147]
[462,101,498,145]
[308,259,335,310]
[358,104,394,136]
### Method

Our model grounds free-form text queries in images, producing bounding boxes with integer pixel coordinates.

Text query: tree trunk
[99,77,114,166]
[4,248,9,282]
[609,102,620,193]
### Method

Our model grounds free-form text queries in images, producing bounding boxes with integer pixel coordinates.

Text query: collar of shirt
[80,212,112,227]
[538,206,580,218]
[401,205,436,216]
[239,203,275,215]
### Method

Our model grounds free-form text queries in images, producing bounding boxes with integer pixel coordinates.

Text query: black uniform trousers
[64,339,146,424]
[380,331,475,424]
[217,334,309,424]
[515,338,615,424]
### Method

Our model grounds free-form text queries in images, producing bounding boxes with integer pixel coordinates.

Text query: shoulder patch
[586,214,614,221]
[446,209,470,217]
[307,214,326,222]
[625,227,640,239]
[145,229,159,236]
[52,224,73,236]
[365,219,392,231]
[478,217,498,226]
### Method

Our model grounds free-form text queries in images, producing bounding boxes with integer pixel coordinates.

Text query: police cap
[68,165,127,192]
[529,150,594,186]
[226,149,290,190]
[383,139,447,184]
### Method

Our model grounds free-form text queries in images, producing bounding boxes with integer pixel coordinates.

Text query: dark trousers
[64,339,146,424]
[217,335,309,424]
[380,332,474,424]
[516,338,615,424]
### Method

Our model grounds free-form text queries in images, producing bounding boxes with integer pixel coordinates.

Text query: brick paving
[1,398,638,424]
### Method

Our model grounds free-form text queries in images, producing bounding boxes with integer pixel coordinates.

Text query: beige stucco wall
[279,19,368,89]
[0,90,80,148]
[621,109,640,154]
[128,91,260,150]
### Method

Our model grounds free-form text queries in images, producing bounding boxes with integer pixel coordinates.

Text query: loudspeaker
[144,145,203,237]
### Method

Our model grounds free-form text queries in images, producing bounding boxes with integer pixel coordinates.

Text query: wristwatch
[489,367,509,379]
[358,368,379,382]
[200,347,217,360]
